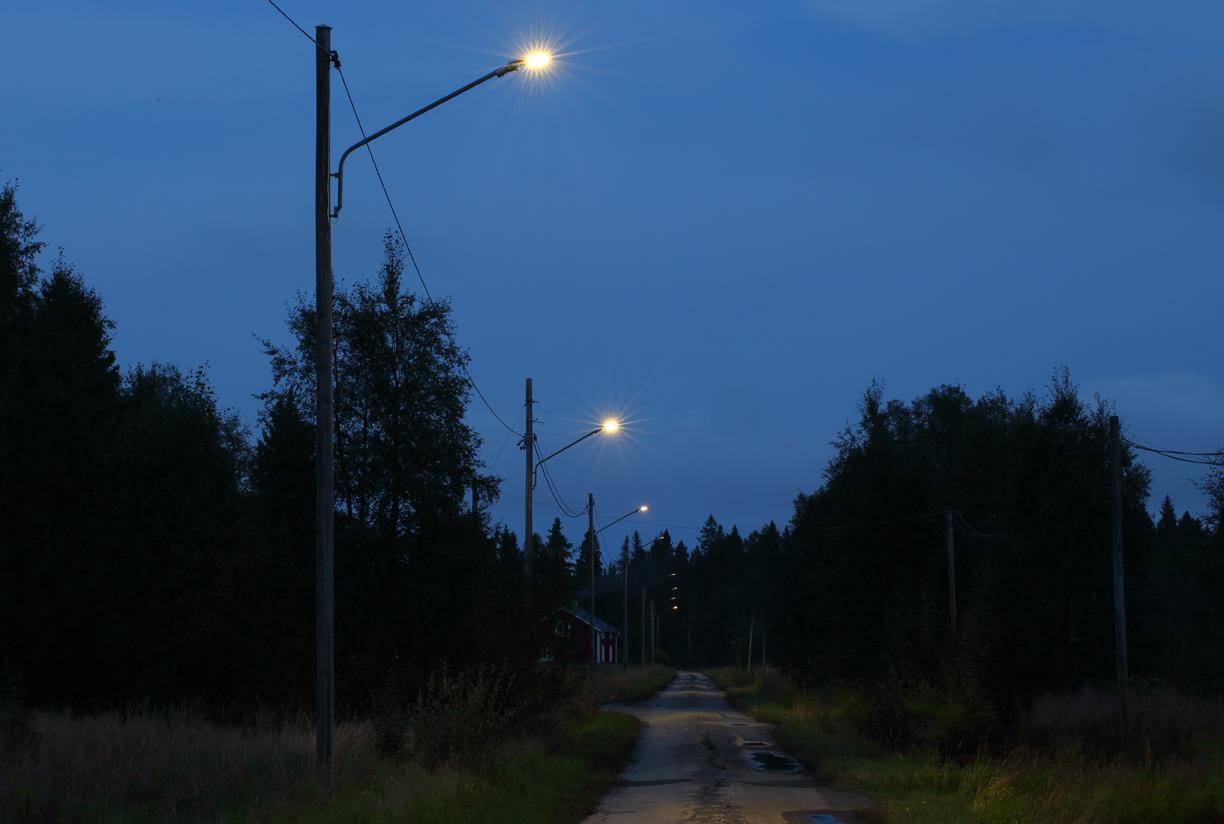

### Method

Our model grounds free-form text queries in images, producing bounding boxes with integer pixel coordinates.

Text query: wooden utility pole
[747,614,755,672]
[622,542,629,669]
[589,493,597,667]
[523,378,533,593]
[641,591,646,666]
[650,601,656,664]
[1110,415,1130,737]
[946,509,957,636]
[313,23,335,789]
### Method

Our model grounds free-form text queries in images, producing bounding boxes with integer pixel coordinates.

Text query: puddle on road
[781,814,853,824]
[738,739,770,748]
[748,750,802,772]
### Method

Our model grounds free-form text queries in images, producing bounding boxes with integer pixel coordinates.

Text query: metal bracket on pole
[331,60,523,219]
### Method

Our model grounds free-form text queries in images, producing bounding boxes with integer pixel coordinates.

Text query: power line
[815,510,948,532]
[488,403,525,474]
[532,439,585,518]
[263,0,522,438]
[1124,436,1223,458]
[633,518,701,532]
[264,0,327,52]
[1125,438,1223,467]
[331,67,521,437]
[951,509,1007,540]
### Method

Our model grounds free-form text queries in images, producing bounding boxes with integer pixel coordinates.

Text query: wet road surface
[580,671,871,824]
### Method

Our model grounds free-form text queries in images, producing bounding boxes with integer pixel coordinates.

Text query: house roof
[566,606,619,635]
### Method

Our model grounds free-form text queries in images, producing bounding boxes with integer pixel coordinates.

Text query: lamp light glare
[640,505,649,512]
[524,51,552,71]
[602,418,620,434]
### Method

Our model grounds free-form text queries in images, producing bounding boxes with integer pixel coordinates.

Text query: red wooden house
[556,606,620,665]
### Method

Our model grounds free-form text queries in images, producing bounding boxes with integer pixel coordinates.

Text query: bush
[410,665,516,770]
[759,669,800,706]
[857,673,996,756]
[0,702,37,760]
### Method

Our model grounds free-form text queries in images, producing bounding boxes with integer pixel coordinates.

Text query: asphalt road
[580,671,871,824]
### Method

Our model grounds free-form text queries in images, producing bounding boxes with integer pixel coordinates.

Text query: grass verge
[588,665,675,705]
[287,710,640,823]
[707,668,1224,824]
[0,705,639,823]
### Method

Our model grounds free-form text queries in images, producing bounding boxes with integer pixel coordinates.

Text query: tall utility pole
[622,542,629,669]
[641,592,646,666]
[946,509,957,636]
[523,378,534,593]
[313,23,335,789]
[589,493,597,667]
[651,602,657,664]
[1110,415,1130,737]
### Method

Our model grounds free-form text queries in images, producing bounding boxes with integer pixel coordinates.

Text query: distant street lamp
[523,416,620,593]
[592,504,648,668]
[649,590,678,665]
[641,573,677,666]
[313,34,552,787]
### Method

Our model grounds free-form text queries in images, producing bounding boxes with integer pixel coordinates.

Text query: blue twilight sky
[7,1,1224,547]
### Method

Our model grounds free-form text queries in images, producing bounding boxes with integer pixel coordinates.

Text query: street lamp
[533,419,620,473]
[312,34,551,787]
[524,416,619,597]
[593,503,648,668]
[332,51,553,218]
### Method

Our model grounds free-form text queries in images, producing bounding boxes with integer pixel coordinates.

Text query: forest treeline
[602,378,1224,726]
[3,181,1223,723]
[0,184,573,711]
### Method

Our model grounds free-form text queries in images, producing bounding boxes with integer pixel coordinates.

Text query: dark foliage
[640,377,1221,733]
[1,199,561,713]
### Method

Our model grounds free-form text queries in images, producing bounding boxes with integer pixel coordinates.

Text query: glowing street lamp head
[601,418,620,434]
[523,50,552,71]
[639,505,649,513]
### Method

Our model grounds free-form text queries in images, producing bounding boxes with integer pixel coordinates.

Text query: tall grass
[587,665,675,706]
[708,668,1224,824]
[0,662,662,822]
[1022,682,1224,759]
[0,707,377,822]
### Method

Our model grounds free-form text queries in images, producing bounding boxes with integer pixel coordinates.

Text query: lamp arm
[332,60,522,218]
[534,427,601,470]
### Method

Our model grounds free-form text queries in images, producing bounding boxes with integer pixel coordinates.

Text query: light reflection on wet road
[579,672,871,824]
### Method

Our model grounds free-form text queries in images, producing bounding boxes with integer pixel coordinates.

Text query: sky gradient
[7,1,1223,547]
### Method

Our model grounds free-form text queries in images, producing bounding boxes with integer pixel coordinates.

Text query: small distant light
[672,605,679,611]
[640,505,649,512]
[524,51,552,71]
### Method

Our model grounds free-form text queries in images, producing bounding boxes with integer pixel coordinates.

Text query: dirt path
[580,671,871,824]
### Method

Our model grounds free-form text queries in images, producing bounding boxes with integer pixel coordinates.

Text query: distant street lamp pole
[649,592,678,664]
[594,504,648,668]
[640,573,676,666]
[313,33,551,786]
